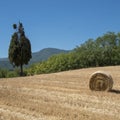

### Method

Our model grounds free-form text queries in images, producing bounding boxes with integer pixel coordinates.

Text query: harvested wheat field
[0,66,120,120]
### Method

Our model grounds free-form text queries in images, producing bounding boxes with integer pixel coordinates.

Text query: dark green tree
[9,22,32,76]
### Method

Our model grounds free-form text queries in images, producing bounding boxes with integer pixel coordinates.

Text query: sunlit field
[0,66,120,120]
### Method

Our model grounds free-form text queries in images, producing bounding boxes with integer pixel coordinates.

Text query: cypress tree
[9,22,32,76]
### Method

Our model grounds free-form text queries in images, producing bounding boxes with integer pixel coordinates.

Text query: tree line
[27,32,120,75]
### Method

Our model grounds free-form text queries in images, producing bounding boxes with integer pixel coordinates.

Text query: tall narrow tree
[9,22,32,76]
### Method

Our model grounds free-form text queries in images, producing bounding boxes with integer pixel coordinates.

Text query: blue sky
[0,0,120,58]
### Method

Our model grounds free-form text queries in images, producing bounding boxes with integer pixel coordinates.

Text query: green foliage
[6,71,19,78]
[0,68,19,78]
[26,31,120,75]
[26,52,81,75]
[75,32,120,67]
[0,69,8,78]
[8,22,32,76]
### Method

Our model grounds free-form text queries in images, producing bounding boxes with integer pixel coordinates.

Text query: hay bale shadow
[109,89,120,94]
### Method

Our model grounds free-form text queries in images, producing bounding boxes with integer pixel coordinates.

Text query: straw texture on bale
[89,71,113,91]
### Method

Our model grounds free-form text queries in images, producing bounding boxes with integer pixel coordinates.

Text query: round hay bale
[89,71,113,91]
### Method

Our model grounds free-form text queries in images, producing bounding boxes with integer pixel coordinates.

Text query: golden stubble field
[0,66,120,120]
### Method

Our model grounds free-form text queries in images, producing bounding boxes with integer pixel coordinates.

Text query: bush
[6,71,19,78]
[0,69,8,78]
[0,68,20,78]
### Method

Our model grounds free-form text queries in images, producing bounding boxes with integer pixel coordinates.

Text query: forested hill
[0,48,70,69]
[31,48,70,63]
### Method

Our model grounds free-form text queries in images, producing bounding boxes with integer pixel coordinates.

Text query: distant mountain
[0,48,70,69]
[31,48,69,62]
[0,58,13,70]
